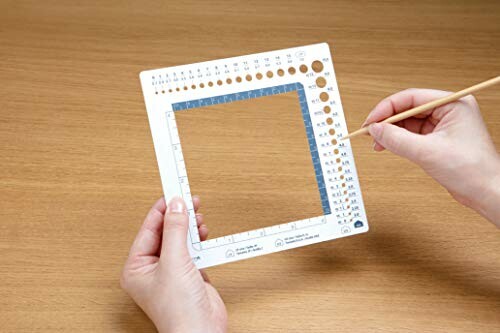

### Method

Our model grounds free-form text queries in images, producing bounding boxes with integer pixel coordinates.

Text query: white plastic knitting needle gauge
[140,43,368,268]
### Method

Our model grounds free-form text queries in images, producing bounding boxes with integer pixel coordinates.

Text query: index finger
[363,88,451,126]
[127,197,166,260]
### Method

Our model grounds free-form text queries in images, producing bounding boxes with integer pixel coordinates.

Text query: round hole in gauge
[329,128,336,135]
[338,166,343,172]
[256,73,263,80]
[288,67,296,75]
[331,139,338,145]
[340,174,345,179]
[337,158,342,163]
[199,83,205,88]
[311,60,324,73]
[169,89,173,93]
[316,77,327,88]
[208,81,214,87]
[324,106,331,113]
[266,71,273,78]
[161,90,165,94]
[183,86,188,90]
[299,64,308,73]
[277,69,285,76]
[342,183,346,188]
[155,91,158,95]
[226,78,232,84]
[217,80,223,86]
[236,76,242,83]
[320,92,329,102]
[344,190,348,195]
[191,85,196,89]
[334,148,339,154]
[176,87,180,91]
[246,74,252,81]
[345,198,349,202]
[326,118,333,125]
[347,205,351,209]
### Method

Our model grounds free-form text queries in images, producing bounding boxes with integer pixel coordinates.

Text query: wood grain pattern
[0,1,499,332]
[176,92,324,239]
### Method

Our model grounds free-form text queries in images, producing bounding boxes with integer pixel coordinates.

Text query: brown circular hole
[256,73,263,80]
[345,198,349,202]
[277,69,285,76]
[183,86,188,91]
[226,78,232,84]
[266,71,273,78]
[246,74,252,81]
[324,105,331,113]
[208,81,214,87]
[320,92,329,102]
[326,118,333,125]
[236,76,242,83]
[176,87,180,91]
[288,67,296,75]
[168,89,173,93]
[199,83,205,88]
[338,167,343,172]
[316,77,327,88]
[217,80,223,86]
[342,183,346,188]
[331,139,338,145]
[299,64,308,73]
[161,90,165,94]
[347,205,350,209]
[191,85,196,89]
[337,158,342,163]
[344,190,348,195]
[334,148,340,154]
[329,128,336,135]
[312,60,324,73]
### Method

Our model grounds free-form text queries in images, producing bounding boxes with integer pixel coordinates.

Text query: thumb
[368,122,426,163]
[160,197,190,263]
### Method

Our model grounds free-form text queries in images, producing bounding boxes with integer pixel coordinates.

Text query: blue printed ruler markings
[172,83,332,215]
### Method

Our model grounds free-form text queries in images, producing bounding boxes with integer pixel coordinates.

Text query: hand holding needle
[342,76,500,140]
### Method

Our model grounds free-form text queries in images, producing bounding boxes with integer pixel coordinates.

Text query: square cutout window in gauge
[174,88,325,239]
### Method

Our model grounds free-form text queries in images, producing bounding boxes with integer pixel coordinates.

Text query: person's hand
[363,88,500,226]
[121,196,227,333]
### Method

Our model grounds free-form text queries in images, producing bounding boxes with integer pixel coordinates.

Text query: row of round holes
[157,60,325,94]
[316,74,350,211]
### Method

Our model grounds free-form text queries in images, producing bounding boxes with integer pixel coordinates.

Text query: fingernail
[368,123,383,139]
[167,197,186,214]
[372,141,377,151]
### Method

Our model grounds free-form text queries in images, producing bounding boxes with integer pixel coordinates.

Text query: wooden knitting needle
[342,75,500,141]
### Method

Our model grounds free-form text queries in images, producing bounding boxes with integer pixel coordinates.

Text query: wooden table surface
[1,1,499,332]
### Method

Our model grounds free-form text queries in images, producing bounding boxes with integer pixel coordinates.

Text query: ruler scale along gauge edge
[140,43,368,268]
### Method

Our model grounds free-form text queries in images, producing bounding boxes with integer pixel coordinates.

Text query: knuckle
[147,208,163,222]
[120,271,130,290]
[464,95,479,109]
[164,215,187,231]
[404,87,418,94]
[386,133,402,153]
